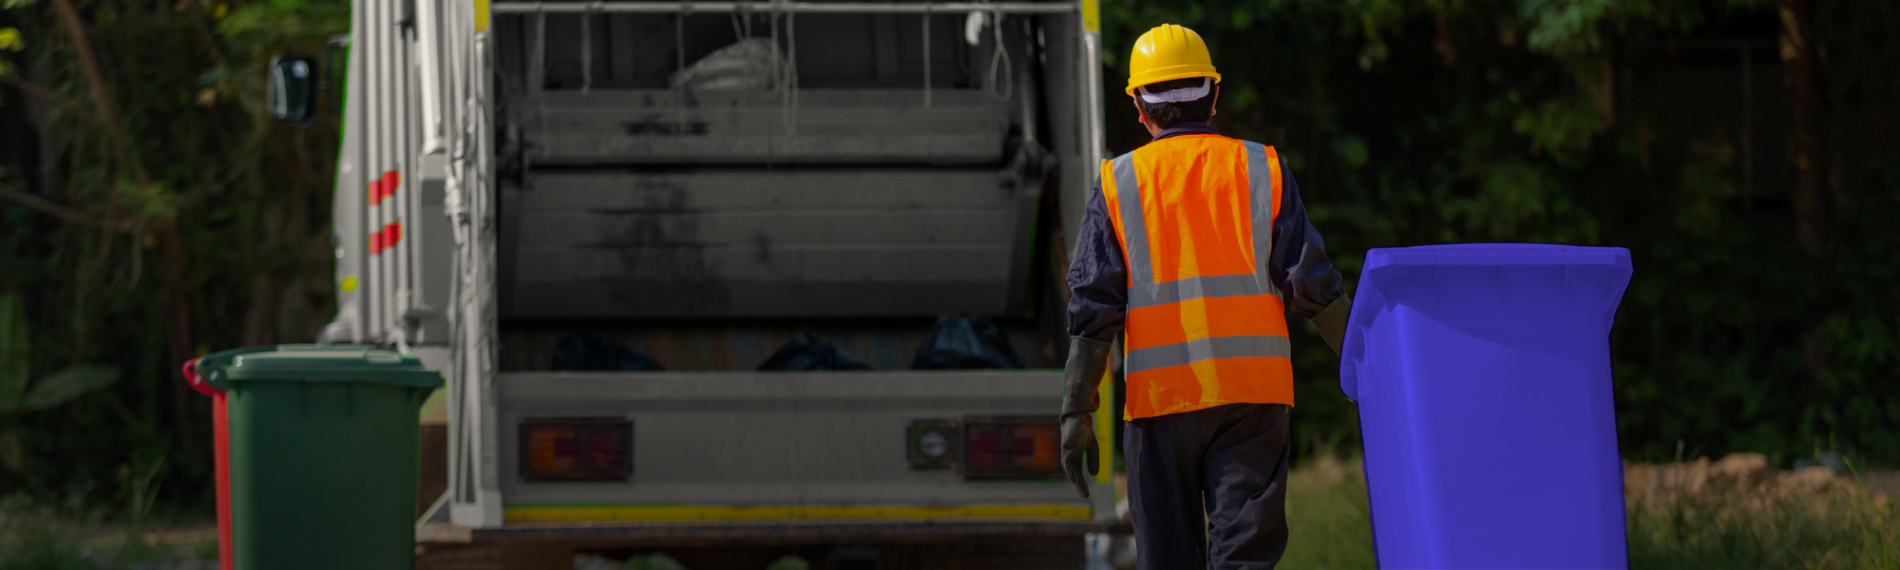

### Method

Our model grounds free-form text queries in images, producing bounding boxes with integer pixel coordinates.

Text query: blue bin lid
[1359,243,1629,268]
[1339,244,1632,401]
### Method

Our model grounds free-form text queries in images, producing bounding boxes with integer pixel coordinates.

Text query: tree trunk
[1780,0,1827,254]
[159,224,195,435]
[1779,0,1832,386]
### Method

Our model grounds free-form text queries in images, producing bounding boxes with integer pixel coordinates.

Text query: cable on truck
[915,3,923,108]
[777,0,799,136]
[533,7,548,160]
[986,6,1013,102]
[580,0,593,93]
[675,0,692,132]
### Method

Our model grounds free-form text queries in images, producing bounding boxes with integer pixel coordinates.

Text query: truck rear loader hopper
[304,0,1126,566]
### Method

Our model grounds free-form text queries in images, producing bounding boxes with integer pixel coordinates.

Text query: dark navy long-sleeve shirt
[1066,121,1345,343]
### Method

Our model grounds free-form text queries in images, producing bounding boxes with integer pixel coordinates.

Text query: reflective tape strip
[1244,141,1281,298]
[1128,273,1262,309]
[1124,335,1292,373]
[1111,153,1153,287]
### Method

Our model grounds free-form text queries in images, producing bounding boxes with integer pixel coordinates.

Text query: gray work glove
[1288,241,1353,355]
[1311,295,1353,355]
[1287,242,1345,316]
[1060,336,1114,499]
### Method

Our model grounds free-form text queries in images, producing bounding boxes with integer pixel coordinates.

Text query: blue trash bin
[1341,244,1633,569]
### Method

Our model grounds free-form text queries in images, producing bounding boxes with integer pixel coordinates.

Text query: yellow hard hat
[1125,24,1221,96]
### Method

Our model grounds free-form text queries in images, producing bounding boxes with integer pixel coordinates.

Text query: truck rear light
[907,419,959,470]
[520,418,632,482]
[959,417,1063,481]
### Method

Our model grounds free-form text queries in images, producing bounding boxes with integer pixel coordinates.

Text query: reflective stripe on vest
[1101,135,1294,419]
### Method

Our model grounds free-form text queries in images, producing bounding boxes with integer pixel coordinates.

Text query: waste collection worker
[1059,24,1353,569]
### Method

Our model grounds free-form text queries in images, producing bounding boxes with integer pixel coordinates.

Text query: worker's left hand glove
[1287,241,1353,356]
[1287,242,1345,317]
[1310,295,1353,356]
[1060,337,1113,500]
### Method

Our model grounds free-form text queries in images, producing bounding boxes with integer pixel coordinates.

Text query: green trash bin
[184,345,443,570]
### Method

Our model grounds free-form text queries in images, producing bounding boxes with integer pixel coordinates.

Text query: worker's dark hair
[1134,76,1218,129]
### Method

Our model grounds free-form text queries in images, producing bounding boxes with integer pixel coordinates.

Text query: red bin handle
[183,358,220,396]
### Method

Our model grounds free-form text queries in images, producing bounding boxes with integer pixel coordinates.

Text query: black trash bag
[911,316,1023,370]
[758,333,872,371]
[551,332,665,371]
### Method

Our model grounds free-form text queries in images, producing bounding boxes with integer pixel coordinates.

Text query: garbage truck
[269,0,1123,566]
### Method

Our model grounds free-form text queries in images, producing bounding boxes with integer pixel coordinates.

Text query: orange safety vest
[1101,134,1294,420]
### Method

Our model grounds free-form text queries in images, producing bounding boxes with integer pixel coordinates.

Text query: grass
[0,496,216,570]
[1282,455,1377,569]
[1624,480,1900,569]
[1280,455,1900,570]
[7,456,1897,570]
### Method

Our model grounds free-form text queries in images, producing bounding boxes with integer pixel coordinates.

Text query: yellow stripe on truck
[504,504,1092,523]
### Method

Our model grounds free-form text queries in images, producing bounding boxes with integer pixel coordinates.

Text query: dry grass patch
[1278,454,1900,570]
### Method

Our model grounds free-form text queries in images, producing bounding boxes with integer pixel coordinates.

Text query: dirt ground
[1623,453,1897,504]
[1853,469,1900,497]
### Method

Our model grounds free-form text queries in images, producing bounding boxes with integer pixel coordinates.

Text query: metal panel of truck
[507,168,1024,318]
[494,371,1107,523]
[328,0,462,347]
[493,7,1052,319]
[522,90,1011,165]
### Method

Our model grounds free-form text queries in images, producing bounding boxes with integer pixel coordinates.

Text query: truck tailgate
[490,371,1112,524]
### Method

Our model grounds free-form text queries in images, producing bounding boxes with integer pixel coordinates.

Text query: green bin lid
[196,344,444,392]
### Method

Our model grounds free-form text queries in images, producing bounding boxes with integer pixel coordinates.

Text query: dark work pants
[1125,403,1292,570]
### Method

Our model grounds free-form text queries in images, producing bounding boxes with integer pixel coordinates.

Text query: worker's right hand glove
[1060,337,1114,500]
[1061,415,1097,500]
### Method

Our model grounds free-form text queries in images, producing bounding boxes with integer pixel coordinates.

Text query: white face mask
[1136,78,1212,104]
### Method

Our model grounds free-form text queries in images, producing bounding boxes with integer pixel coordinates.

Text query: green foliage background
[0,0,1895,518]
[0,0,347,512]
